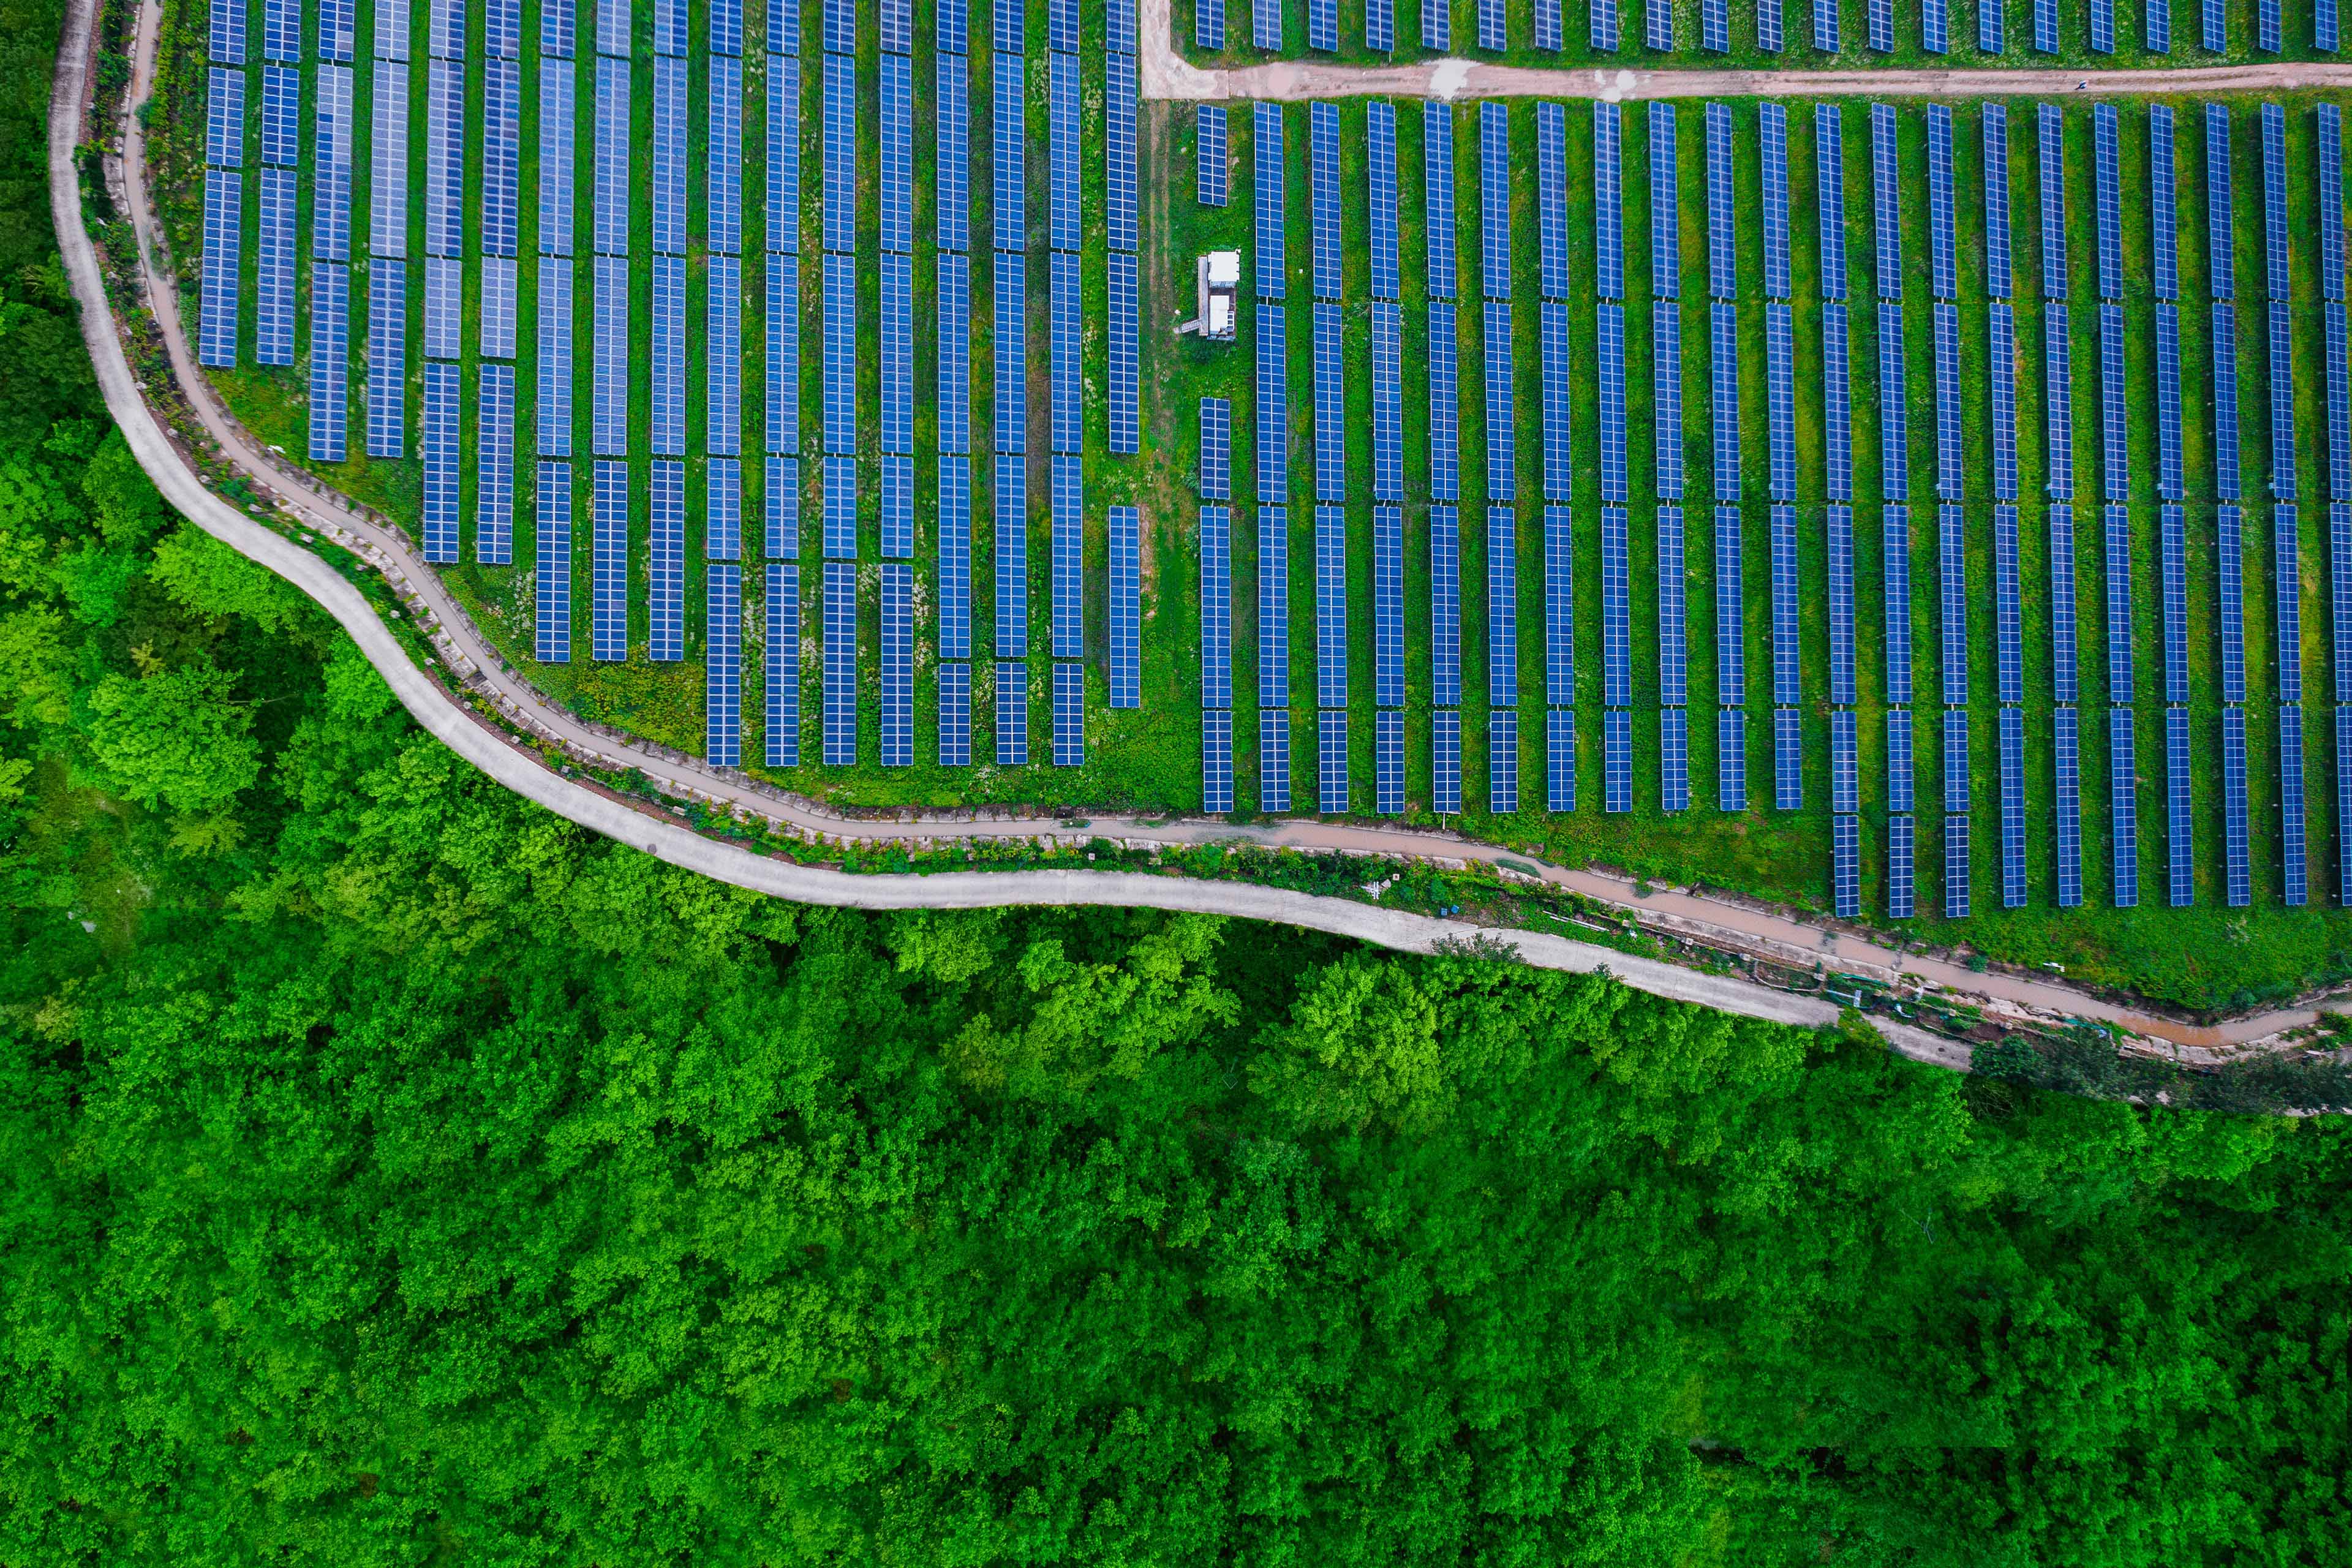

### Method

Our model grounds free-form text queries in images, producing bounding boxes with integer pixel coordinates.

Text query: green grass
[161,0,2352,1009]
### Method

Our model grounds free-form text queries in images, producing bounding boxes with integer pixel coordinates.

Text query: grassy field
[160,0,2352,1008]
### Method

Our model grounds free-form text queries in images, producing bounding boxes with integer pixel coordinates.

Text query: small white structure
[1180,251,1240,342]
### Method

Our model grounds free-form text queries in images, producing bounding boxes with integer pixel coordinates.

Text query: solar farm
[176,0,2352,934]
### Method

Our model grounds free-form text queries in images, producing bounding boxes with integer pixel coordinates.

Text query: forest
[4,6,2350,1562]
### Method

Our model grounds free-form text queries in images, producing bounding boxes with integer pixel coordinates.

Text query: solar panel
[534,462,571,663]
[1701,0,1728,48]
[1107,57,1139,254]
[1599,303,1626,503]
[646,461,687,662]
[1593,102,1620,301]
[1362,502,1402,709]
[2087,105,2125,304]
[937,59,968,254]
[1259,506,1289,710]
[1940,505,1969,706]
[764,258,800,456]
[1879,304,1908,502]
[1867,0,1891,48]
[1101,252,1139,456]
[1829,709,1858,813]
[1314,301,1345,501]
[1602,505,1631,709]
[1700,104,1734,302]
[480,250,521,361]
[1925,106,1956,303]
[1477,0,1505,47]
[589,55,628,256]
[1196,0,1225,45]
[1257,102,1286,300]
[1482,103,1512,301]
[2259,0,2281,53]
[1203,709,1234,812]
[1314,504,1348,710]
[1774,706,1803,811]
[2035,104,2068,301]
[364,257,402,456]
[1536,103,1569,303]
[1261,704,1294,812]
[767,59,799,252]
[477,365,516,564]
[309,262,349,462]
[254,168,295,366]
[1981,104,2011,301]
[1425,706,1455,815]
[1431,301,1460,500]
[314,65,354,260]
[823,55,858,256]
[1869,104,1899,298]
[533,258,572,455]
[539,0,571,55]
[2275,503,2304,703]
[1994,503,2022,704]
[2105,706,2141,908]
[1883,505,1912,707]
[590,459,626,661]
[2100,303,2129,500]
[2146,0,2169,51]
[1654,505,1684,710]
[821,252,859,454]
[1104,505,1141,710]
[2215,301,2242,502]
[2218,502,2245,704]
[1049,54,1079,253]
[2049,504,2078,703]
[1547,706,1577,813]
[650,255,687,456]
[1828,503,1856,705]
[1605,709,1632,813]
[876,564,913,768]
[820,455,856,559]
[2031,0,2057,50]
[1542,301,1572,502]
[1050,456,1083,658]
[1812,0,1835,51]
[423,59,464,258]
[996,661,1028,768]
[1485,302,1516,502]
[420,363,460,564]
[2326,107,2346,306]
[1258,303,1288,502]
[478,58,523,257]
[1373,302,1404,502]
[1369,0,1396,49]
[993,253,1025,455]
[1887,706,1912,816]
[1816,105,1845,300]
[1197,396,1235,502]
[1201,503,1232,709]
[702,567,743,767]
[2207,104,2234,302]
[2217,703,2249,903]
[2271,304,2299,500]
[2044,305,2073,501]
[1823,303,1851,501]
[370,59,411,257]
[2149,302,2186,501]
[767,456,801,558]
[876,55,914,258]
[1826,812,1861,918]
[1771,504,1800,705]
[1711,304,1738,502]
[996,459,1028,659]
[873,454,910,562]
[1647,0,1672,47]
[1654,305,1683,502]
[1195,105,1231,209]
[2040,705,2078,905]
[1589,0,1616,49]
[423,254,461,361]
[1431,504,1461,707]
[1651,703,1685,815]
[1313,102,1343,300]
[931,660,970,771]
[1649,104,1678,301]
[993,0,1022,53]
[1366,102,1401,301]
[1761,104,1790,301]
[255,62,296,167]
[821,561,856,764]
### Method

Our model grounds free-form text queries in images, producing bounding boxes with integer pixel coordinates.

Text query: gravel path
[48,0,2345,1057]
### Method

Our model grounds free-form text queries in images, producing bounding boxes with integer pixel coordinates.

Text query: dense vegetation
[12,13,2352,1562]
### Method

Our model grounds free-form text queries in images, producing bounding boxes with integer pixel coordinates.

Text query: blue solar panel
[537,0,571,55]
[1108,57,1138,254]
[2106,706,2140,908]
[2271,305,2299,501]
[423,59,464,258]
[1199,396,1234,502]
[1938,810,1970,921]
[1488,504,1520,708]
[1887,707,1912,818]
[933,661,970,770]
[211,0,247,59]
[1604,708,1632,813]
[2100,303,2128,500]
[1823,303,1851,501]
[1762,304,1793,502]
[1589,0,1616,48]
[1485,302,1515,503]
[1373,503,1404,708]
[1369,709,1401,816]
[1655,704,1685,815]
[420,362,461,564]
[937,59,967,254]
[1542,301,1572,502]
[1711,304,1738,502]
[308,262,349,462]
[1978,303,2015,502]
[1994,503,2023,704]
[1771,504,1800,705]
[704,567,742,767]
[530,258,571,456]
[820,455,856,559]
[257,62,296,166]
[1319,709,1351,815]
[2147,0,2169,51]
[2207,104,2235,301]
[1107,506,1141,709]
[534,463,571,663]
[1547,706,1577,813]
[1049,54,1079,253]
[878,565,913,768]
[1537,103,1569,303]
[2217,703,2249,903]
[1201,503,1232,709]
[1482,104,1512,301]
[1369,0,1396,49]
[1883,505,1912,707]
[1431,300,1460,501]
[1700,0,1728,47]
[1827,503,1855,704]
[1107,252,1140,456]
[2049,503,2079,703]
[1879,304,1908,502]
[1647,0,1672,47]
[2275,503,2304,704]
[590,459,626,661]
[477,366,516,564]
[1867,0,1891,47]
[766,60,799,252]
[2260,0,2281,52]
[1314,301,1345,501]
[1705,104,1735,301]
[818,252,858,454]
[1430,707,1458,815]
[314,65,354,260]
[1599,303,1626,503]
[364,257,402,456]
[821,561,856,765]
[1196,104,1230,209]
[1258,303,1288,503]
[2089,106,2124,304]
[478,58,522,256]
[198,167,241,368]
[1650,104,1678,301]
[997,661,1028,768]
[990,253,1025,456]
[1812,0,1836,50]
[1533,504,1573,704]
[823,55,858,255]
[2215,301,2242,501]
[996,459,1027,659]
[254,168,295,366]
[423,254,461,361]
[1203,709,1234,813]
[2336,503,2352,695]
[481,251,520,360]
[1925,105,1956,302]
[1826,812,1861,919]
[1431,504,1461,707]
[2034,104,2068,300]
[1259,506,1289,709]
[1654,305,1683,502]
[766,456,800,558]
[1815,105,1845,300]
[1941,505,1969,706]
[763,258,801,456]
[1654,505,1683,710]
[1476,0,1504,47]
[1982,104,2011,300]
[2149,302,2186,501]
[875,454,911,562]
[588,56,628,256]
[1774,706,1803,811]
[2326,108,2346,306]
[1051,456,1082,658]
[1374,302,1404,502]
[2044,305,2073,501]
[1313,102,1343,301]
[1316,505,1348,709]
[1594,102,1620,301]
[880,56,913,257]
[993,0,1022,53]
[647,461,686,662]
[1762,104,1790,301]
[1871,104,1901,298]
[1991,706,2025,908]
[924,258,966,456]
[1368,103,1400,300]
[1257,103,1286,300]
[651,255,687,456]
[2041,705,2078,905]
[1830,709,1858,813]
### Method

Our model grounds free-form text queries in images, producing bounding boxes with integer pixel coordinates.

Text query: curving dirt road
[49,0,2350,1060]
